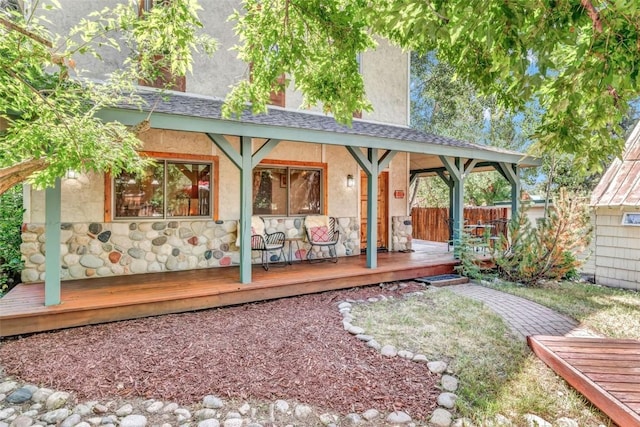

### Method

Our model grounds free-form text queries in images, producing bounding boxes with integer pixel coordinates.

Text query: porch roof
[99,90,540,167]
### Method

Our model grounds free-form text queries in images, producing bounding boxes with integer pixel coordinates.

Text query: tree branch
[580,0,603,33]
[0,16,53,48]
[0,158,48,195]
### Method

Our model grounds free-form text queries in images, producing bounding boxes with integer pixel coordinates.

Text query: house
[586,120,640,290]
[16,1,538,306]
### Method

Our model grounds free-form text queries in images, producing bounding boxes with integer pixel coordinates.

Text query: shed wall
[591,207,640,290]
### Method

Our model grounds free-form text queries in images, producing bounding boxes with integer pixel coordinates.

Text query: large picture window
[253,166,322,216]
[114,160,212,219]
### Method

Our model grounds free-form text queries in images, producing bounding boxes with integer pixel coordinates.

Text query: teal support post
[510,166,521,219]
[440,156,464,257]
[239,136,254,284]
[208,134,281,284]
[452,158,464,255]
[497,162,521,221]
[366,148,379,268]
[44,178,61,306]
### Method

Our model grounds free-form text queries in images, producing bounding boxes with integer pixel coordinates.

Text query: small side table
[285,237,305,264]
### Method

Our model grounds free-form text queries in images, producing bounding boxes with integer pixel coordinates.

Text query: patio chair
[304,215,339,263]
[250,216,286,271]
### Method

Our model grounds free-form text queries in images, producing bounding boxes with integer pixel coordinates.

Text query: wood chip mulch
[0,284,439,419]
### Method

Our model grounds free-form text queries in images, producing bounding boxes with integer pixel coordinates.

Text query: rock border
[337,286,460,427]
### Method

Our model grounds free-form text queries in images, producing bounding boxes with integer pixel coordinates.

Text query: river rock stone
[60,413,82,427]
[429,408,453,427]
[555,418,579,427]
[79,255,103,269]
[41,408,70,424]
[427,360,447,373]
[46,391,71,410]
[524,414,552,427]
[9,415,33,427]
[294,404,313,419]
[361,409,379,421]
[202,396,224,409]
[441,375,459,392]
[31,388,53,403]
[6,387,32,404]
[120,414,148,427]
[437,392,457,409]
[386,411,411,424]
[116,404,133,417]
[97,231,111,243]
[274,400,289,413]
[380,345,397,357]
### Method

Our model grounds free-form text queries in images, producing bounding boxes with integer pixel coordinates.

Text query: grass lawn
[350,281,637,425]
[484,280,640,340]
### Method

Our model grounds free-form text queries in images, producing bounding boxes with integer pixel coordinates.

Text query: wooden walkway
[528,335,640,427]
[0,250,456,337]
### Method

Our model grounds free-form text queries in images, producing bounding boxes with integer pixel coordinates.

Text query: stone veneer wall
[20,217,360,283]
[392,216,413,251]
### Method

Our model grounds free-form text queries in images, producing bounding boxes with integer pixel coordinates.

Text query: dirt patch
[0,283,439,420]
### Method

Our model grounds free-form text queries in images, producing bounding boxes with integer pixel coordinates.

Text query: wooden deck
[528,335,640,427]
[0,249,457,337]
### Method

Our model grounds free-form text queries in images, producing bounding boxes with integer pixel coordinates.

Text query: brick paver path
[446,283,600,341]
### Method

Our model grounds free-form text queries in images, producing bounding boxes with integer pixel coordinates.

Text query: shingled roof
[118,91,532,163]
[591,120,640,207]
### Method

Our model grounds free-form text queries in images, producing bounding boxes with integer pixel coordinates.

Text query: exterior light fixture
[346,174,355,187]
[65,169,79,180]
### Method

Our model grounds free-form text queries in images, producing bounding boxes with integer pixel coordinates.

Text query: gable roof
[100,91,539,167]
[591,120,640,207]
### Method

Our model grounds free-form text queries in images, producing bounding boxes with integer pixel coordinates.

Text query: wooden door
[360,171,389,250]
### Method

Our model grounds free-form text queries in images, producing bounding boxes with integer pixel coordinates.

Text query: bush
[492,188,592,286]
[0,185,24,295]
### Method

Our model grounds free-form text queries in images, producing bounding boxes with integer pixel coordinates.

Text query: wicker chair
[304,215,339,263]
[250,216,286,271]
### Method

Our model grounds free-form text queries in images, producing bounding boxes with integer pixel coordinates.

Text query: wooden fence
[411,207,509,242]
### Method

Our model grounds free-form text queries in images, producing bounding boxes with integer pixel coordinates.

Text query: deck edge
[528,335,640,427]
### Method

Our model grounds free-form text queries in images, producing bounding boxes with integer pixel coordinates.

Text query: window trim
[621,212,640,226]
[255,159,328,216]
[105,151,219,222]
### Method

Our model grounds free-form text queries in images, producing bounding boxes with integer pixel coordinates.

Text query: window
[137,0,186,92]
[622,212,640,226]
[253,166,323,216]
[114,160,212,219]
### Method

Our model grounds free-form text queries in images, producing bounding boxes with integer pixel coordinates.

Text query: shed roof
[591,120,640,207]
[102,91,539,167]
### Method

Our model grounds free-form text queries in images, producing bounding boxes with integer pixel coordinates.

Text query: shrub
[0,185,24,295]
[492,188,592,286]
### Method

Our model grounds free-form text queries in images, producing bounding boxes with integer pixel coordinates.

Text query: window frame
[105,151,218,222]
[621,212,640,226]
[254,160,328,217]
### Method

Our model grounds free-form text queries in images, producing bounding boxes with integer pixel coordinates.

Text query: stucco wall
[286,39,409,126]
[46,2,409,126]
[24,132,374,223]
[590,207,640,290]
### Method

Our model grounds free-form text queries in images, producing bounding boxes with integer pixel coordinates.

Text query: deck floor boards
[1,250,456,336]
[528,335,640,427]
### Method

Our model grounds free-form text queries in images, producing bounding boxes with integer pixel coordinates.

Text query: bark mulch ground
[0,283,439,419]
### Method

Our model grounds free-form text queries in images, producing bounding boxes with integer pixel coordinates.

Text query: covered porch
[0,246,455,337]
[22,91,538,326]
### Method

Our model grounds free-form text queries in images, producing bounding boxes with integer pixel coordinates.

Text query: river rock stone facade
[20,217,360,283]
[392,216,412,251]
